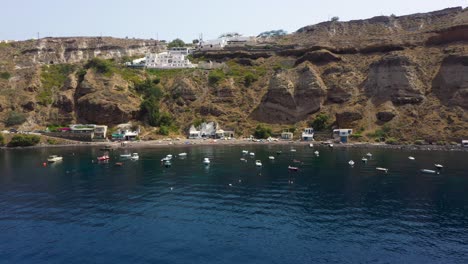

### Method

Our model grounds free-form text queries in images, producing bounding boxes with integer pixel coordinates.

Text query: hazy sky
[1,0,466,42]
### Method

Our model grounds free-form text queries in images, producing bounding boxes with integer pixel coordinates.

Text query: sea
[1,145,467,264]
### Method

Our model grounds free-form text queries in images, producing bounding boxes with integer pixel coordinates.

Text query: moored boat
[421,169,439,174]
[47,155,63,163]
[349,160,355,166]
[255,160,262,167]
[376,167,388,173]
[268,156,275,160]
[97,155,110,161]
[288,166,299,171]
[178,152,187,157]
[203,158,210,165]
[130,153,139,160]
[408,156,415,160]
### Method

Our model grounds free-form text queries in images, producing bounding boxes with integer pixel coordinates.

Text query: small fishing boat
[47,155,63,163]
[120,153,131,159]
[348,160,355,166]
[288,166,299,171]
[240,158,247,162]
[434,164,444,169]
[178,152,187,157]
[203,158,210,165]
[97,155,110,161]
[114,162,124,167]
[309,143,314,148]
[276,151,282,155]
[290,148,296,152]
[293,159,301,163]
[249,152,255,156]
[361,157,368,163]
[376,167,388,173]
[166,154,173,159]
[268,156,275,160]
[314,151,319,155]
[255,160,262,167]
[366,153,373,157]
[421,169,439,174]
[329,144,334,148]
[130,153,139,160]
[408,156,415,160]
[242,150,248,154]
[163,160,171,168]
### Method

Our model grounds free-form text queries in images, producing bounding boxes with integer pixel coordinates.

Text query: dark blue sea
[1,145,468,264]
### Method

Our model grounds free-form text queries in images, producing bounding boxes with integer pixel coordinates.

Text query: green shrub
[385,137,398,145]
[253,124,272,139]
[46,138,58,145]
[5,111,26,126]
[208,69,225,86]
[135,79,163,99]
[414,140,425,145]
[158,125,169,135]
[349,133,363,140]
[309,113,329,131]
[244,73,258,87]
[40,64,76,105]
[85,58,114,75]
[0,72,11,80]
[0,133,4,146]
[8,134,40,147]
[167,38,185,48]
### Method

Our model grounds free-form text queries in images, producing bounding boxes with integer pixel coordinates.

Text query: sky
[1,0,466,42]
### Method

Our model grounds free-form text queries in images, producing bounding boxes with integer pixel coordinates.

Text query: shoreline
[1,139,467,152]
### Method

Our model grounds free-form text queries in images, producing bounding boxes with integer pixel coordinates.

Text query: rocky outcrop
[376,111,396,122]
[295,50,341,65]
[432,55,468,109]
[170,78,201,104]
[251,64,326,124]
[336,111,363,127]
[364,55,425,105]
[75,71,141,124]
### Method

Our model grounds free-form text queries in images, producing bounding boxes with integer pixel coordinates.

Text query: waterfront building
[333,129,353,143]
[301,128,315,141]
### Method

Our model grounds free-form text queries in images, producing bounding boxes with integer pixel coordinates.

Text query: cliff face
[0,8,468,142]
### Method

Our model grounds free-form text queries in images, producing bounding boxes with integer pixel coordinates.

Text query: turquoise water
[1,145,468,263]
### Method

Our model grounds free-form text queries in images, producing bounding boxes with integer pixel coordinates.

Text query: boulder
[199,105,225,117]
[432,55,468,109]
[170,78,201,104]
[376,111,395,122]
[21,101,36,112]
[364,55,425,105]
[336,111,363,127]
[251,65,326,124]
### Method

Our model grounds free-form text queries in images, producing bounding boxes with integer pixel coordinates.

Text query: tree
[168,38,185,48]
[310,113,329,131]
[192,39,199,44]
[8,134,40,147]
[244,73,258,87]
[253,124,272,139]
[331,16,339,22]
[257,30,287,38]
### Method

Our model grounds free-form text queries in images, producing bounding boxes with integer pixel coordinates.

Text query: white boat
[242,150,248,154]
[249,152,255,156]
[178,152,187,157]
[361,157,368,162]
[408,156,415,160]
[166,154,173,159]
[47,155,63,163]
[421,169,439,174]
[255,160,262,167]
[240,158,247,162]
[203,158,210,165]
[348,160,355,166]
[163,160,171,167]
[314,151,319,155]
[130,153,139,160]
[268,156,275,160]
[434,164,444,169]
[120,153,131,159]
[290,149,296,152]
[376,167,388,173]
[329,144,334,148]
[309,143,314,148]
[366,153,373,157]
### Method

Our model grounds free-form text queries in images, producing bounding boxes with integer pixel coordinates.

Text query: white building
[145,47,197,69]
[198,35,256,50]
[462,140,468,148]
[301,128,314,141]
[333,129,353,143]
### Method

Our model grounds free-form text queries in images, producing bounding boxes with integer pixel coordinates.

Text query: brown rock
[336,111,363,127]
[251,65,326,124]
[21,101,36,112]
[376,111,396,122]
[364,55,425,105]
[295,50,341,65]
[199,106,224,117]
[432,55,468,109]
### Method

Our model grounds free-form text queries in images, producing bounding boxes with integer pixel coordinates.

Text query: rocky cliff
[0,7,467,143]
